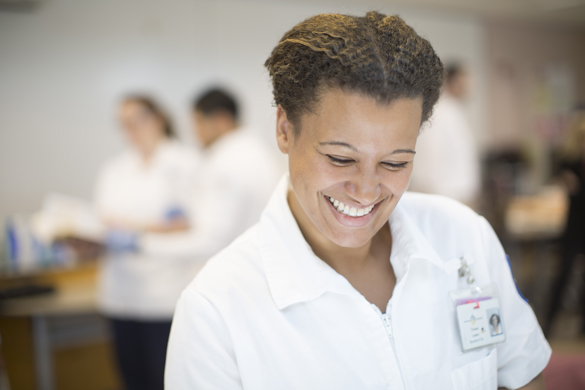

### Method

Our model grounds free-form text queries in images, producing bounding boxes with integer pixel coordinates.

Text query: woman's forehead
[313,89,420,121]
[298,90,422,147]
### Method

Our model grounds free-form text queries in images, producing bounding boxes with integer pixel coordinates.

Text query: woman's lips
[324,195,382,227]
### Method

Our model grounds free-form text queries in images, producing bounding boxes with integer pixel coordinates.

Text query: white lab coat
[410,95,481,205]
[94,140,200,319]
[139,127,282,261]
[166,175,551,389]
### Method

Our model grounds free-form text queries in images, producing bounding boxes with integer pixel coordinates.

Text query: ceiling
[300,0,585,27]
[1,0,585,26]
[396,0,585,26]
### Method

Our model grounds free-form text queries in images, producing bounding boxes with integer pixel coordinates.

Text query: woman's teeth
[328,196,374,217]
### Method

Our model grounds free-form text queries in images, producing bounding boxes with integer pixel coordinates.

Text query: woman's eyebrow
[319,142,416,156]
[318,141,358,152]
[391,149,416,155]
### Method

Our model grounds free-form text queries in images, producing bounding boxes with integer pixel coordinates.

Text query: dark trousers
[109,318,172,390]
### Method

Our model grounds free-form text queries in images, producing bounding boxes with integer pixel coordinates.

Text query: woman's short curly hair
[265,11,444,133]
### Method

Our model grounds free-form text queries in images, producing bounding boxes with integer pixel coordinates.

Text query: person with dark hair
[166,12,549,389]
[192,88,240,147]
[94,95,199,390]
[409,62,481,208]
[133,86,280,272]
[445,63,469,99]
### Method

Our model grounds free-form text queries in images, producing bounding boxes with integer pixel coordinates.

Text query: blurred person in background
[94,95,199,390]
[136,88,281,259]
[409,63,481,209]
[545,107,585,337]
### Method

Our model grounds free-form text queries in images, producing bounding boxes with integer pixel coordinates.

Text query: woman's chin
[325,228,376,249]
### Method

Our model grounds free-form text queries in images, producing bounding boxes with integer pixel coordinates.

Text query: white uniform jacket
[166,176,551,389]
[95,140,199,319]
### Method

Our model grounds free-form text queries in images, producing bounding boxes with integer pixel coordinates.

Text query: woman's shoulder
[159,140,200,166]
[400,191,479,224]
[394,193,500,284]
[98,150,135,176]
[398,192,485,250]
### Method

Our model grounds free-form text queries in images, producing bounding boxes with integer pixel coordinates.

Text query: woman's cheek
[400,168,413,190]
[379,169,405,193]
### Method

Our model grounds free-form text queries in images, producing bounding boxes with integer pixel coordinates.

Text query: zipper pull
[382,313,393,337]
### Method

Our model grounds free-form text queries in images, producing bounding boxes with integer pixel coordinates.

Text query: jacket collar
[258,176,447,310]
[387,200,447,282]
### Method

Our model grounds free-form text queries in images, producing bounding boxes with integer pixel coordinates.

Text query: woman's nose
[344,170,380,205]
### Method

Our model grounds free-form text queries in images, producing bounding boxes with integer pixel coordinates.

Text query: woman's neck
[137,137,165,165]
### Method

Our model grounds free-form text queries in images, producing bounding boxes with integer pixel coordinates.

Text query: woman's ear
[276,105,293,154]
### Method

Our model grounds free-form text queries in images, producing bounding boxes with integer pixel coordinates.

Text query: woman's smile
[324,194,384,228]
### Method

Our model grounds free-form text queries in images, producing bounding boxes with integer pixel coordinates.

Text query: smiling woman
[279,93,421,250]
[165,11,550,390]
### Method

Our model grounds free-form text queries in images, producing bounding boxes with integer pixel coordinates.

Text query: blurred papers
[30,193,104,244]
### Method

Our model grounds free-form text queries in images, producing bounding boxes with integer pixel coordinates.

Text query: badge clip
[450,257,505,351]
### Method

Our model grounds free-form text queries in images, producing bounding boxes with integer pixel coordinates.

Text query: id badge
[450,259,505,352]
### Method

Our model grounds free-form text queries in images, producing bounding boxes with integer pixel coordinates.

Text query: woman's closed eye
[327,154,409,170]
[382,161,409,170]
[327,155,355,166]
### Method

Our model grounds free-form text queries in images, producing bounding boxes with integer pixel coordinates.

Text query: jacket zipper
[381,310,407,389]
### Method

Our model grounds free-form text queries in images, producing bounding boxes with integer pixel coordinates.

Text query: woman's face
[491,315,499,327]
[118,100,165,152]
[276,88,422,248]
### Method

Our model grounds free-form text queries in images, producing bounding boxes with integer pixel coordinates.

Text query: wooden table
[0,263,106,390]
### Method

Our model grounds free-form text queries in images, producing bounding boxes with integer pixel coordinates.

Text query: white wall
[0,0,487,219]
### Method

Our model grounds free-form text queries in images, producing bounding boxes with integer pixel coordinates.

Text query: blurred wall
[0,0,487,220]
[486,21,585,187]
[487,21,585,149]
